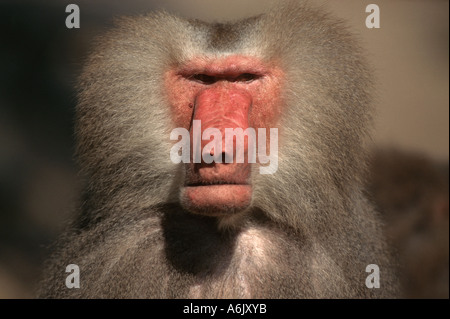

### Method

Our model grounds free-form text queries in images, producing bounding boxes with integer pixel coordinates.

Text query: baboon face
[165,54,284,216]
[76,1,372,230]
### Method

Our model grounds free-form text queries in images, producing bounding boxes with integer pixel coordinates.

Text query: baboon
[39,1,399,298]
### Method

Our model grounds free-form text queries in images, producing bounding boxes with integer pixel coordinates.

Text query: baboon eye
[234,73,260,82]
[191,74,217,84]
[188,73,260,84]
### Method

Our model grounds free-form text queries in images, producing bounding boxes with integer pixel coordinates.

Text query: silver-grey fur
[39,1,399,298]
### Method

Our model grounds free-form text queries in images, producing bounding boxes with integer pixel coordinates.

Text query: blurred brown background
[0,0,448,298]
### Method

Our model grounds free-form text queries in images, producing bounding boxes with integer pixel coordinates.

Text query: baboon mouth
[187,181,248,187]
[182,184,253,215]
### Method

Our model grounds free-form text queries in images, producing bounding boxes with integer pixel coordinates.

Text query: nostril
[203,151,232,164]
[222,152,233,164]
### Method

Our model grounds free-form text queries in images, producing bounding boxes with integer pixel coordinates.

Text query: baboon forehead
[187,15,263,52]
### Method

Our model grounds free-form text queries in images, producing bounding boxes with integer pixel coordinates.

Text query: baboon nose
[221,151,232,164]
[222,151,233,164]
[202,149,232,164]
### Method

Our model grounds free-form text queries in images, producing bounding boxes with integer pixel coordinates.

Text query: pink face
[165,55,284,216]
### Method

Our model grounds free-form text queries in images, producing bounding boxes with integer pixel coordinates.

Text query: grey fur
[39,1,399,298]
